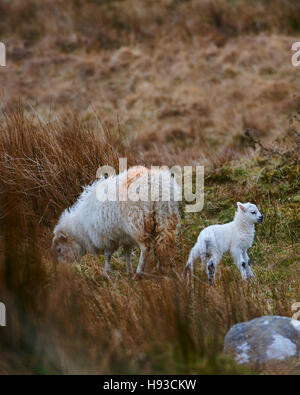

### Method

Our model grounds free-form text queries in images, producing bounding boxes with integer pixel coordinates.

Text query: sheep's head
[237,202,263,224]
[52,231,84,264]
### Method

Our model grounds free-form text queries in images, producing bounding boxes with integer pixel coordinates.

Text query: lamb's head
[237,202,263,224]
[52,230,84,264]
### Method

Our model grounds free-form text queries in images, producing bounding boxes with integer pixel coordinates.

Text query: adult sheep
[52,166,180,276]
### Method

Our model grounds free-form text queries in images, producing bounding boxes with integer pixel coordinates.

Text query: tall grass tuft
[0,103,132,229]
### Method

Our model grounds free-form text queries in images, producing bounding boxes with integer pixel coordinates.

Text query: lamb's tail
[183,244,197,277]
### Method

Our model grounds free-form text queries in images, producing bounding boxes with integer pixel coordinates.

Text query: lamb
[183,202,263,284]
[52,166,180,276]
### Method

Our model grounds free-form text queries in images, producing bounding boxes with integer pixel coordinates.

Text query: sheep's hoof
[134,272,145,280]
[134,272,158,280]
[151,267,161,275]
[157,267,173,277]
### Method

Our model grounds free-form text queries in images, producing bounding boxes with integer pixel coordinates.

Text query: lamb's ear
[237,202,245,212]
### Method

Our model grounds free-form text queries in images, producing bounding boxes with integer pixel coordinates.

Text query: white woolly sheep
[184,202,263,284]
[52,166,180,276]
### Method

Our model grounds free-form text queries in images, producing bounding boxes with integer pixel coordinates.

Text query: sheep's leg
[231,247,247,280]
[136,245,150,276]
[243,249,254,278]
[155,214,177,275]
[104,251,112,275]
[124,246,133,275]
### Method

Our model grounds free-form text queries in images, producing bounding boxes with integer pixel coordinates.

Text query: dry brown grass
[0,192,297,374]
[1,0,300,165]
[0,103,132,229]
[0,106,299,374]
[0,0,299,374]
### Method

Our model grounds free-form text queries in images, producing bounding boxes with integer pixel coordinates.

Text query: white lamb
[184,202,263,284]
[52,166,180,276]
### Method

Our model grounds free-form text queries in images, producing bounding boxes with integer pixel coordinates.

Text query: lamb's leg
[200,251,209,269]
[243,249,255,279]
[183,244,200,277]
[206,254,220,286]
[124,246,133,275]
[104,251,112,275]
[244,250,251,266]
[231,247,247,280]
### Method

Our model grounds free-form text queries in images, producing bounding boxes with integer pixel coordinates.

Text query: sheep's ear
[237,202,245,212]
[54,231,68,243]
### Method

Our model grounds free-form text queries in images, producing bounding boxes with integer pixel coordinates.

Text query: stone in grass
[224,316,300,366]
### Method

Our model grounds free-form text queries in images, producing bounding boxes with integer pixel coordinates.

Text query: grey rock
[224,316,300,366]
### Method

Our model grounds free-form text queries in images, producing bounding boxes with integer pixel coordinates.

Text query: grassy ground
[0,108,298,375]
[0,0,299,374]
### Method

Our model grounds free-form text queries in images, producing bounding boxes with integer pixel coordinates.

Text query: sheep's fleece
[52,166,180,274]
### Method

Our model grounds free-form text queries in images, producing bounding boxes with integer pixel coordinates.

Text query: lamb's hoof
[242,275,254,282]
[102,271,110,279]
[208,278,215,287]
[182,266,191,278]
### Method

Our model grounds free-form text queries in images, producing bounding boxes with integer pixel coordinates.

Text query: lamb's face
[52,232,83,264]
[237,202,263,224]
